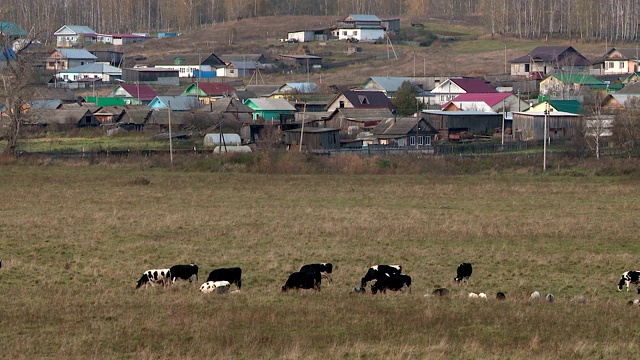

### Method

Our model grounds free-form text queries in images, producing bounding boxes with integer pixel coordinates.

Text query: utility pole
[543,102,549,172]
[168,101,173,165]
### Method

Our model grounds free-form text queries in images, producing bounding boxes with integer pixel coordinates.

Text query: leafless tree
[611,97,640,157]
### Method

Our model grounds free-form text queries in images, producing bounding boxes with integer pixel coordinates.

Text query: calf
[300,263,333,283]
[282,271,321,292]
[454,262,473,284]
[169,264,199,284]
[370,273,411,294]
[206,267,242,289]
[136,269,171,289]
[199,281,231,294]
[617,270,640,292]
[360,264,402,288]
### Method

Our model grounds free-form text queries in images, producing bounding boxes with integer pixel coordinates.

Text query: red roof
[197,82,235,96]
[443,93,510,109]
[449,78,497,93]
[120,84,157,101]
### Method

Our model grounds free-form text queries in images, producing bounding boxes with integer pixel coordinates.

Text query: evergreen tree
[393,81,423,117]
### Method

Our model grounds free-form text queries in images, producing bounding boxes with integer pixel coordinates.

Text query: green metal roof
[548,100,582,114]
[550,74,604,86]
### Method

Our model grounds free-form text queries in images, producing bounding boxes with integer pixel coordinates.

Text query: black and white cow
[136,269,171,289]
[370,273,412,294]
[199,280,231,294]
[206,267,242,289]
[282,271,321,292]
[169,264,199,284]
[454,262,473,284]
[360,264,402,288]
[300,263,333,283]
[617,270,640,292]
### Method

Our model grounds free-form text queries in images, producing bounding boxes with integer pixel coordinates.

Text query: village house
[592,48,639,76]
[326,90,396,112]
[181,82,236,104]
[283,127,341,151]
[367,116,436,148]
[285,29,327,43]
[23,108,98,128]
[45,49,97,71]
[122,68,180,86]
[244,98,297,122]
[510,46,590,78]
[0,22,27,38]
[422,110,504,140]
[107,84,157,105]
[278,54,322,72]
[54,25,97,47]
[97,33,151,46]
[361,76,418,97]
[528,100,582,114]
[224,61,265,78]
[430,78,497,106]
[539,74,604,98]
[148,96,201,111]
[322,108,393,136]
[332,14,386,41]
[154,53,226,78]
[55,63,122,82]
[442,93,530,113]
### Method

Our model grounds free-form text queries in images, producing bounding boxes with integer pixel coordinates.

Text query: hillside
[117,15,613,88]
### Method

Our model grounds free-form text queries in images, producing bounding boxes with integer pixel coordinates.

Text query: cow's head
[618,276,627,291]
[136,274,150,289]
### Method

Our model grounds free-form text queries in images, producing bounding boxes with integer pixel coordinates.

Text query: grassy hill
[120,15,611,88]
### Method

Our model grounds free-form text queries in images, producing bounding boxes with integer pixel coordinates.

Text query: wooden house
[430,78,497,106]
[244,98,296,121]
[510,46,590,78]
[333,14,386,41]
[148,96,200,111]
[323,108,393,136]
[512,111,582,141]
[326,91,395,112]
[422,110,504,139]
[369,117,436,147]
[361,77,416,97]
[592,48,640,75]
[45,49,97,71]
[539,74,604,98]
[107,84,157,104]
[181,82,236,104]
[528,100,582,114]
[54,25,97,48]
[23,108,98,127]
[283,127,340,151]
[154,53,226,78]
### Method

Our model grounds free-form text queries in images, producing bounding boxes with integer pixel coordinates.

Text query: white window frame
[410,136,416,146]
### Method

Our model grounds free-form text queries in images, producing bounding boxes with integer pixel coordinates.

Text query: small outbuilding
[204,133,242,147]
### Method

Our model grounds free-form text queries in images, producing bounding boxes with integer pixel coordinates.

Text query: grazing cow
[479,292,488,299]
[432,288,449,297]
[468,292,479,299]
[454,262,473,284]
[136,269,171,289]
[169,264,199,284]
[360,264,402,288]
[546,294,555,302]
[530,291,541,300]
[617,270,640,292]
[370,273,412,294]
[199,281,231,294]
[282,271,321,292]
[300,263,333,283]
[496,292,507,301]
[206,267,242,289]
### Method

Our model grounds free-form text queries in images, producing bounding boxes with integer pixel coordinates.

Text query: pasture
[1,162,640,359]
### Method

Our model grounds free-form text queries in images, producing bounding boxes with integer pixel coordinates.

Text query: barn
[283,127,340,151]
[512,111,582,141]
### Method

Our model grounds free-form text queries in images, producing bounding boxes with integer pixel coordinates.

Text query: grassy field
[1,161,640,359]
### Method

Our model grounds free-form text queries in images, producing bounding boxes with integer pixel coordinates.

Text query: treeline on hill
[2,0,640,42]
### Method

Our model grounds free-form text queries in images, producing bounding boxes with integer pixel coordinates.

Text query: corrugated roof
[617,82,640,94]
[57,49,98,60]
[340,90,395,109]
[276,82,319,94]
[337,108,393,120]
[372,117,420,136]
[57,63,122,75]
[449,78,497,93]
[24,108,92,124]
[118,84,157,101]
[245,98,296,111]
[28,100,62,110]
[445,93,510,107]
[196,82,236,96]
[511,46,590,66]
[150,96,200,111]
[548,74,603,86]
[346,14,382,22]
[365,77,414,92]
[0,22,27,36]
[55,25,97,35]
[243,85,280,97]
[548,100,582,114]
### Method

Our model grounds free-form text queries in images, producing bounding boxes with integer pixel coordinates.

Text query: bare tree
[611,97,640,157]
[0,29,41,155]
[581,90,611,159]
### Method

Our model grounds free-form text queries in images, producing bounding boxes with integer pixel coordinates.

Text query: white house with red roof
[442,93,530,113]
[430,78,497,105]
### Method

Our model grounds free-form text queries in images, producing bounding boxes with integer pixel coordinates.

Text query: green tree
[393,81,423,117]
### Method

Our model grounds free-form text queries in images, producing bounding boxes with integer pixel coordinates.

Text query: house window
[418,136,424,145]
[514,64,520,72]
[440,95,446,102]
[524,64,530,72]
[342,31,347,36]
[380,139,388,145]
[352,31,357,36]
[620,62,625,69]
[398,138,405,147]
[410,136,415,146]
[339,101,345,108]
[230,70,235,74]
[608,62,615,69]
[424,136,431,146]
[358,95,369,104]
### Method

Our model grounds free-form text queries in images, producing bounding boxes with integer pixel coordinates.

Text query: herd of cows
[134,262,472,295]
[134,262,640,304]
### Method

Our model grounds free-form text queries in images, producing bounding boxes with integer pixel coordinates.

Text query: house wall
[334,28,384,41]
[288,31,314,42]
[512,113,582,141]
[326,94,353,112]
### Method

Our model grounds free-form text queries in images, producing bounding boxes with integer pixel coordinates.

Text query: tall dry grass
[1,162,639,359]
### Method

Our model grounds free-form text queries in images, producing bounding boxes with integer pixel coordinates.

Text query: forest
[1,0,640,42]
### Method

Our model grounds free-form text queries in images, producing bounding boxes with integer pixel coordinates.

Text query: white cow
[136,269,171,289]
[199,281,231,293]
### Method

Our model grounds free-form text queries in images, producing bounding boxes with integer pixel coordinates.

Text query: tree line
[2,0,640,42]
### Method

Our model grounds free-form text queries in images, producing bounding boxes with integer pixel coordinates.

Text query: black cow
[300,263,333,283]
[371,273,412,294]
[206,267,242,289]
[282,271,321,292]
[169,264,199,284]
[360,264,402,288]
[617,270,640,292]
[454,262,473,284]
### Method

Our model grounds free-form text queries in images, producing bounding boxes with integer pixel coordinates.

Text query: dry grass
[1,162,639,359]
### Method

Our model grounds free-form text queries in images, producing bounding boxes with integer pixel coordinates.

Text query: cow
[169,264,198,284]
[136,269,171,289]
[360,264,402,288]
[432,287,449,297]
[370,273,412,294]
[454,262,473,284]
[300,263,333,283]
[199,281,231,294]
[496,292,507,301]
[530,291,541,300]
[206,267,242,290]
[617,270,640,292]
[282,271,321,292]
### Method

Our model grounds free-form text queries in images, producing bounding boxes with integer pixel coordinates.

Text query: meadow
[1,157,640,359]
